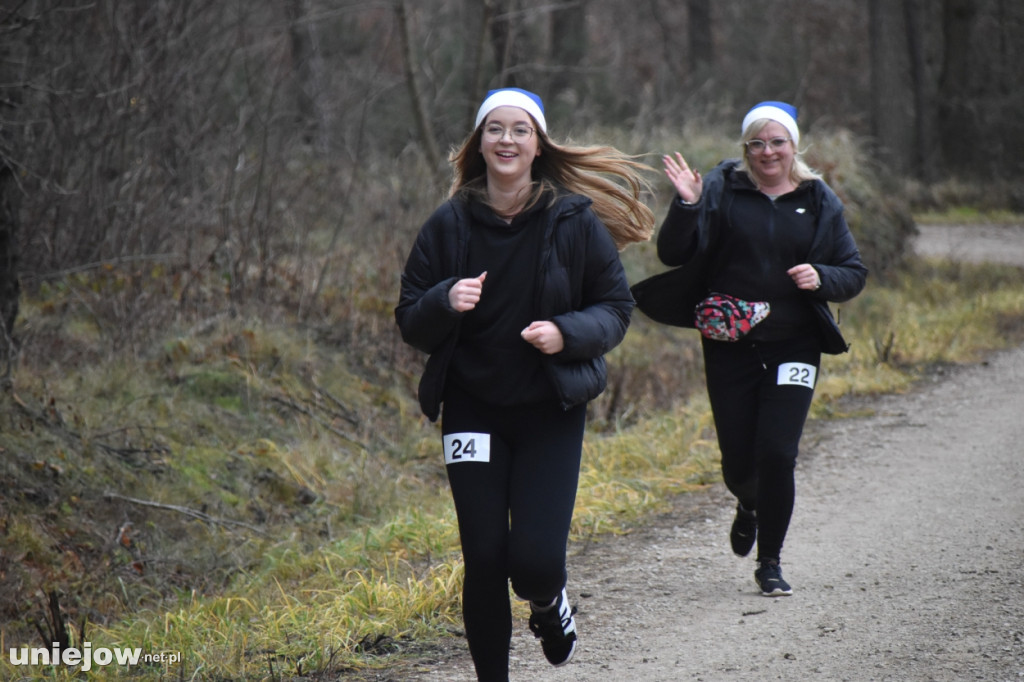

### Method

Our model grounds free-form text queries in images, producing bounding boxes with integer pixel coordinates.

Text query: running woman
[632,101,868,596]
[396,87,654,680]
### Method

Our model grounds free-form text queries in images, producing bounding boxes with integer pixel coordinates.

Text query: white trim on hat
[742,105,799,145]
[474,90,547,133]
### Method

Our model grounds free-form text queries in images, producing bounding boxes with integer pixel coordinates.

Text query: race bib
[443,432,491,464]
[777,362,817,388]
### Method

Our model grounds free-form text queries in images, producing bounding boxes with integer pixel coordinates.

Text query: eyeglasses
[482,124,535,142]
[744,137,792,154]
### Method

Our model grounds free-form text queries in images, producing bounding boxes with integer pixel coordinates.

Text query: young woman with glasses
[396,87,653,681]
[632,101,868,597]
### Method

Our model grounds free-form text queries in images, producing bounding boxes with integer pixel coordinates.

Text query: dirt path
[911,223,1024,266]
[387,225,1024,682]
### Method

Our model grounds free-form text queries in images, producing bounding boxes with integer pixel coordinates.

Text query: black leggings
[702,337,820,561]
[442,383,586,682]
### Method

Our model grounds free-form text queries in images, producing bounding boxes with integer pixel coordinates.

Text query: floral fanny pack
[694,293,771,342]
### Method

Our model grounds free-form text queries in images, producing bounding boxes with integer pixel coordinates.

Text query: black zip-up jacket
[396,191,633,421]
[631,159,867,353]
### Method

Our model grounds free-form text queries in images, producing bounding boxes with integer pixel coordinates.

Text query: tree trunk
[489,0,524,88]
[467,0,498,129]
[550,1,588,96]
[396,0,443,169]
[868,0,914,173]
[0,171,21,389]
[903,0,933,178]
[687,0,713,79]
[285,0,323,150]
[0,12,21,387]
[937,0,976,172]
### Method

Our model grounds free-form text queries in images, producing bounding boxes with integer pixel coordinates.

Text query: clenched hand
[449,272,487,312]
[521,320,564,355]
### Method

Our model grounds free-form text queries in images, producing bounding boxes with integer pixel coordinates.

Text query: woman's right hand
[663,152,702,204]
[448,271,487,312]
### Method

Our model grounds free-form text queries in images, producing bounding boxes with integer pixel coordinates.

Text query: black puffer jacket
[631,159,867,354]
[396,191,633,421]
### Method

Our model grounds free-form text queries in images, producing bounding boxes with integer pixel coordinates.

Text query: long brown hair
[448,123,655,250]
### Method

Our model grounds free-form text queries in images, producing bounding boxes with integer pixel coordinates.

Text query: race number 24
[777,362,817,388]
[443,433,491,464]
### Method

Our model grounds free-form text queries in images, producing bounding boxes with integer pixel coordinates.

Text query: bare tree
[869,0,915,173]
[937,0,977,174]
[549,1,588,95]
[0,156,18,388]
[489,0,517,85]
[1,5,25,385]
[396,0,443,169]
[687,0,713,79]
[467,0,500,128]
[903,0,934,178]
[286,0,333,153]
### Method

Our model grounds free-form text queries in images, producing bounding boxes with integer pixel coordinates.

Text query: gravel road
[384,224,1024,682]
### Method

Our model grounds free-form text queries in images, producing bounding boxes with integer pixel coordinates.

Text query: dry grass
[3,249,1022,679]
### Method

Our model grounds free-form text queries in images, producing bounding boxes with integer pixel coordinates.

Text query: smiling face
[479,105,541,189]
[744,120,795,189]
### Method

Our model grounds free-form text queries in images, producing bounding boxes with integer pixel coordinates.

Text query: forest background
[1,1,1023,680]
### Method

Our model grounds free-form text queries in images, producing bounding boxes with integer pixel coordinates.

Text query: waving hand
[663,153,703,204]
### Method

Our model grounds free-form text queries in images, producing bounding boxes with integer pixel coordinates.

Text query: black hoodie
[396,190,633,421]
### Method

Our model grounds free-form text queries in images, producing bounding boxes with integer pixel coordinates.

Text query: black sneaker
[755,558,793,596]
[730,503,757,557]
[528,588,578,666]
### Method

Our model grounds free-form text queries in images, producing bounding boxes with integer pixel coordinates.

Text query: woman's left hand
[787,263,822,291]
[521,321,564,355]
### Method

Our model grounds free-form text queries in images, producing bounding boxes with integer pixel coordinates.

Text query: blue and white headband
[741,101,799,146]
[474,87,547,134]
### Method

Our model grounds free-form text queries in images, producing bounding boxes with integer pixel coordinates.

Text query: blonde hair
[739,118,822,186]
[448,125,655,250]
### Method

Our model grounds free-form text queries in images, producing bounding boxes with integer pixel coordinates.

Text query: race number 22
[443,433,491,464]
[777,362,817,388]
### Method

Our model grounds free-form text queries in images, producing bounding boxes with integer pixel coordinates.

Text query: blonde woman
[633,101,868,597]
[396,88,653,681]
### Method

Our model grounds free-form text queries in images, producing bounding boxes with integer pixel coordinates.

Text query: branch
[103,492,267,535]
[24,253,179,283]
[269,394,368,448]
